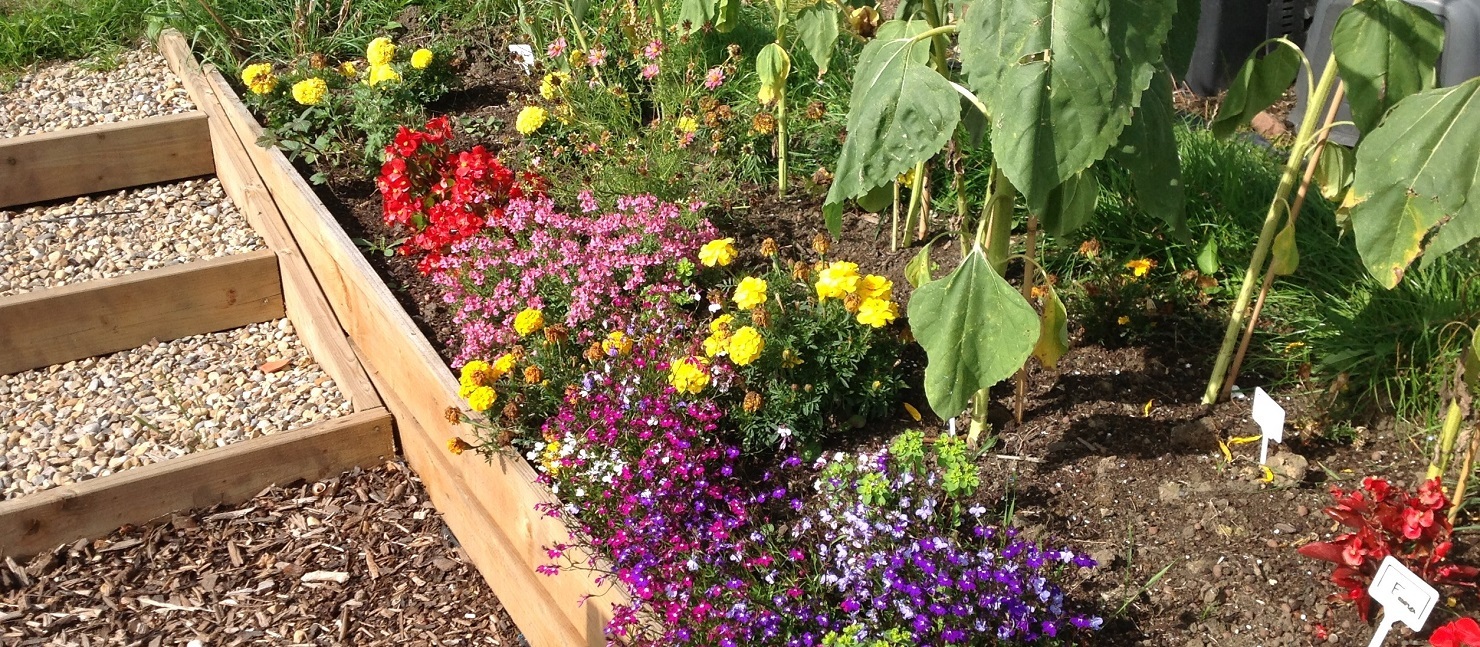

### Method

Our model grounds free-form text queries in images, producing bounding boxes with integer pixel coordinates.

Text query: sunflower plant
[696,235,906,452]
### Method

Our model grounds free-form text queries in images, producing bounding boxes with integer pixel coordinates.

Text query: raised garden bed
[0,42,393,564]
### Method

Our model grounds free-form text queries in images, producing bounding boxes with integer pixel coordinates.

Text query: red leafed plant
[1431,617,1480,647]
[375,116,529,273]
[1299,477,1478,621]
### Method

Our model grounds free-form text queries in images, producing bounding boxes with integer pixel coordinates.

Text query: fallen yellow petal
[903,402,922,422]
[1143,399,1154,417]
[1260,465,1275,482]
[1218,438,1232,464]
[1228,434,1263,445]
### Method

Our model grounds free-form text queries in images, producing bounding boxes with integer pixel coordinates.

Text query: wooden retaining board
[0,407,395,558]
[155,30,622,647]
[0,250,285,376]
[0,112,215,208]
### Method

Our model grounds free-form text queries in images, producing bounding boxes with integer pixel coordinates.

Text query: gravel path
[1,462,524,647]
[0,178,265,298]
[0,319,353,500]
[0,45,195,138]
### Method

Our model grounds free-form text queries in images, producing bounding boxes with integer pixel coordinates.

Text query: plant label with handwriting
[1252,387,1284,465]
[1366,555,1439,647]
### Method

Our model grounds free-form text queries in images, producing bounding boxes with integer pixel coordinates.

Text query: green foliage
[794,3,840,75]
[1331,0,1444,135]
[888,429,926,474]
[822,624,913,647]
[1208,40,1301,139]
[936,433,979,500]
[0,0,159,70]
[1349,78,1480,288]
[1314,143,1355,202]
[857,471,890,506]
[908,249,1039,418]
[1112,70,1188,239]
[1039,170,1099,238]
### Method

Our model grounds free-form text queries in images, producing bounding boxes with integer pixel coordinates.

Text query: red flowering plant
[1298,477,1478,620]
[375,116,528,273]
[1432,617,1480,647]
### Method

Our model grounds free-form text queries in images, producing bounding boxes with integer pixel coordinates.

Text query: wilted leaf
[1210,41,1301,139]
[1114,70,1187,239]
[1032,280,1069,369]
[960,0,1176,207]
[1331,0,1443,134]
[1270,221,1299,276]
[904,239,934,288]
[908,250,1040,417]
[679,0,717,33]
[1350,78,1480,288]
[1314,143,1355,202]
[795,3,840,75]
[1039,171,1099,237]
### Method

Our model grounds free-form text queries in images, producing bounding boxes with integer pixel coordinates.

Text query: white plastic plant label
[1252,387,1284,465]
[1366,555,1439,647]
[509,44,535,75]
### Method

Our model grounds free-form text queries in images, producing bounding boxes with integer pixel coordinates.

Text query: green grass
[0,0,159,70]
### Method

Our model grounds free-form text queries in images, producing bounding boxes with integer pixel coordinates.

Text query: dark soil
[0,462,524,646]
[289,31,1478,647]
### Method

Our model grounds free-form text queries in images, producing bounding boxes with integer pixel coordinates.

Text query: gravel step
[0,45,195,138]
[0,319,353,500]
[0,178,265,298]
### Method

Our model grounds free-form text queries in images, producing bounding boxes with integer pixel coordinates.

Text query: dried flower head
[811,232,831,256]
[752,112,776,135]
[1078,239,1102,258]
[444,406,462,425]
[791,260,811,282]
[496,428,515,446]
[584,342,604,363]
[805,100,826,120]
[812,166,833,186]
[759,237,779,257]
[501,402,520,421]
[743,391,763,413]
[309,53,328,68]
[843,292,864,313]
[751,306,772,328]
[544,324,569,344]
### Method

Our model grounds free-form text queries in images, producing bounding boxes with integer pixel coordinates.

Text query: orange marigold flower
[447,437,472,455]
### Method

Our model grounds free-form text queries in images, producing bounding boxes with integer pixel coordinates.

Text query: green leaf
[904,239,934,288]
[1196,236,1220,275]
[795,3,840,76]
[857,182,893,212]
[1039,171,1098,238]
[960,0,1176,208]
[679,0,717,33]
[1331,0,1443,135]
[1113,70,1187,239]
[1210,41,1301,139]
[1270,221,1299,276]
[824,201,843,236]
[1350,78,1480,288]
[874,18,929,54]
[825,31,958,210]
[1032,280,1069,369]
[1463,328,1479,392]
[757,42,791,90]
[570,0,591,22]
[907,250,1040,418]
[1314,143,1355,202]
[716,0,740,32]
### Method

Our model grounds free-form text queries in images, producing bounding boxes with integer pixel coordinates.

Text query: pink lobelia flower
[704,66,725,89]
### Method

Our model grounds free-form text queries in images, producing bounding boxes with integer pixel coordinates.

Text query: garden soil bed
[0,462,523,646]
[280,40,1477,647]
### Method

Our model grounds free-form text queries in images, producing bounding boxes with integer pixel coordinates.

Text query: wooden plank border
[0,250,284,375]
[154,37,380,414]
[0,112,215,208]
[0,408,394,558]
[154,30,622,646]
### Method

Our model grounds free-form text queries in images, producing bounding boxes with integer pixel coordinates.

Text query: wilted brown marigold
[309,53,328,69]
[752,307,772,328]
[584,342,604,363]
[502,401,521,421]
[752,112,777,135]
[843,292,864,313]
[715,104,734,121]
[444,406,462,425]
[760,237,779,257]
[791,260,811,281]
[497,428,515,447]
[811,232,830,256]
[743,391,763,413]
[471,367,495,387]
[708,289,726,305]
[805,101,826,120]
[1078,239,1102,259]
[812,166,833,186]
[524,365,544,384]
[699,96,719,113]
[544,324,569,344]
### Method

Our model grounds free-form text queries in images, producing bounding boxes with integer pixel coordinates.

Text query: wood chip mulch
[0,462,526,647]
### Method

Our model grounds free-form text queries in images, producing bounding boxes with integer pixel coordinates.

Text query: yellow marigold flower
[698,238,737,267]
[467,386,498,412]
[569,49,586,68]
[411,48,434,69]
[241,63,277,95]
[703,331,729,358]
[1117,315,1131,325]
[516,105,548,135]
[540,71,570,100]
[457,381,477,399]
[460,360,492,384]
[366,36,396,66]
[1125,258,1156,277]
[781,348,803,368]
[677,115,699,133]
[541,440,564,475]
[492,353,517,378]
[339,61,358,78]
[732,276,768,311]
[513,308,545,336]
[816,261,861,300]
[447,437,472,454]
[668,357,710,395]
[709,314,734,335]
[366,63,402,86]
[290,77,328,106]
[727,326,765,366]
[602,331,634,357]
[856,274,893,302]
[856,297,898,328]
